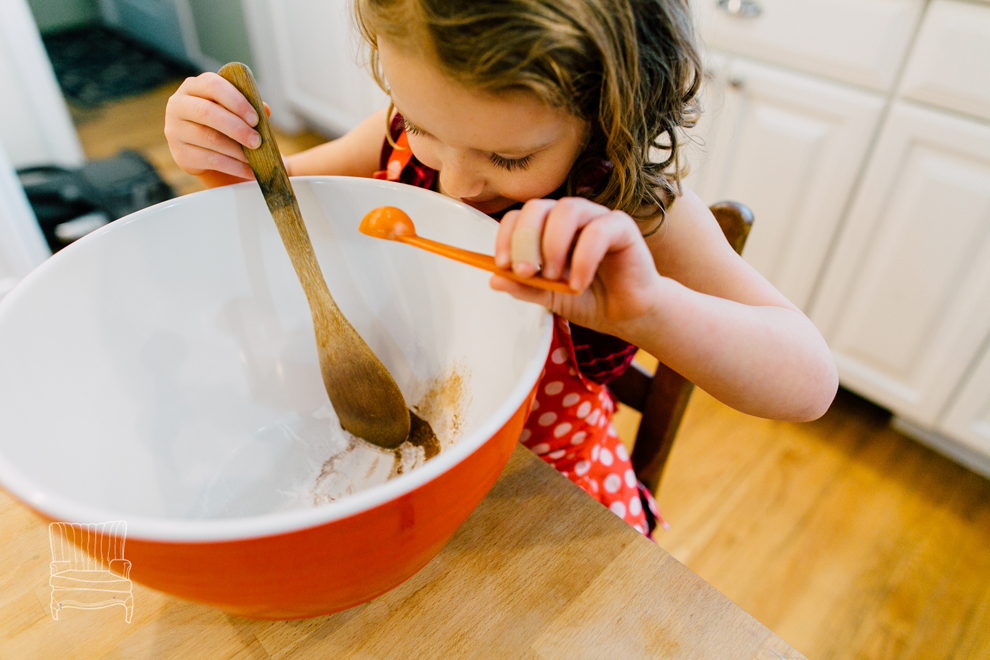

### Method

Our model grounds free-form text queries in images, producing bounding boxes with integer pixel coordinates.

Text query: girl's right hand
[164,72,271,185]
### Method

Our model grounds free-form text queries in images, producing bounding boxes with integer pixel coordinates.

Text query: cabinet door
[697,58,884,309]
[810,102,990,426]
[940,341,990,460]
[899,0,990,123]
[268,0,388,135]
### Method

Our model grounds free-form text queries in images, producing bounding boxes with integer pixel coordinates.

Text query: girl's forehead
[379,37,584,154]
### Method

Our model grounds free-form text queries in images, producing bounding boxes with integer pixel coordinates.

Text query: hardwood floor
[615,354,990,660]
[70,80,990,660]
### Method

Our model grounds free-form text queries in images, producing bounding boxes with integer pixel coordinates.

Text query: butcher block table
[0,444,805,659]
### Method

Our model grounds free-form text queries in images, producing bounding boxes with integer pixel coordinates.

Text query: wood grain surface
[0,446,804,659]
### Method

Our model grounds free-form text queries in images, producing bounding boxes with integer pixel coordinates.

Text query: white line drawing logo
[49,521,133,623]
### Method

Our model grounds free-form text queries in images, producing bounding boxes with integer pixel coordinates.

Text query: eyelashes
[488,153,533,172]
[402,118,534,172]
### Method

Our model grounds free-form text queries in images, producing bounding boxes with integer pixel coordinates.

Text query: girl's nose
[439,156,485,200]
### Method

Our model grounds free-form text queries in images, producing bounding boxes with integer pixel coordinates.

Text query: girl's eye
[402,118,427,137]
[490,153,533,172]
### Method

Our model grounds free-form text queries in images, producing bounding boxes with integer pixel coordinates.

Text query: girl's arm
[492,189,838,422]
[284,107,389,178]
[625,188,837,421]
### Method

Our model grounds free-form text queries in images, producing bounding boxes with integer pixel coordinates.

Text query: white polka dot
[587,409,601,425]
[615,444,629,462]
[629,496,643,517]
[570,431,587,445]
[625,469,637,488]
[548,449,566,460]
[589,479,599,493]
[544,381,564,396]
[520,429,531,442]
[561,471,569,478]
[599,448,614,466]
[538,412,557,427]
[576,402,592,418]
[531,442,550,455]
[604,474,622,493]
[592,444,600,461]
[531,398,540,410]
[566,453,575,460]
[633,524,645,534]
[551,347,567,364]
[574,460,591,476]
[553,422,572,438]
[562,393,581,407]
[608,427,619,438]
[609,500,626,518]
[598,416,607,428]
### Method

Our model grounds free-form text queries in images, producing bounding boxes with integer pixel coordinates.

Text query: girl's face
[378,38,589,215]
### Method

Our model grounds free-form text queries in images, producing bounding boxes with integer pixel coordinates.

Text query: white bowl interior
[0,177,550,533]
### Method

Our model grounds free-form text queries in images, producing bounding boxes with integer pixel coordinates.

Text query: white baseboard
[891,416,990,481]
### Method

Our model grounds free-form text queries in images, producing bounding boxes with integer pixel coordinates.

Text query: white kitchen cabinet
[938,342,990,469]
[265,0,388,135]
[685,57,884,310]
[899,0,990,123]
[810,102,990,427]
[693,0,926,93]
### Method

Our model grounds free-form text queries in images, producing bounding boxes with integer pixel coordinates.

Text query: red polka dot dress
[519,316,663,535]
[376,115,664,537]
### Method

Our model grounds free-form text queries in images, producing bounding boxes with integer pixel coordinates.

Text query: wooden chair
[610,201,754,494]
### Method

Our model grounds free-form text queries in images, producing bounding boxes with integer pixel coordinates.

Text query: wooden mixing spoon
[360,206,578,294]
[219,62,410,449]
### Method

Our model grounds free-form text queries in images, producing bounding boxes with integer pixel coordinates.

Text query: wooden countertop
[0,445,806,659]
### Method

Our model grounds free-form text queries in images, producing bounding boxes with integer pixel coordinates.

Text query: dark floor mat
[42,25,197,109]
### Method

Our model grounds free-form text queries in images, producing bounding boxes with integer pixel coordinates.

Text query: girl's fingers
[178,120,251,163]
[540,198,608,281]
[568,211,642,291]
[180,95,261,150]
[489,274,554,308]
[494,210,519,269]
[174,142,255,181]
[510,199,557,277]
[184,73,260,127]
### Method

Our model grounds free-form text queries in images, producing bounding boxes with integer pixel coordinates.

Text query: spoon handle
[218,62,410,448]
[400,235,577,294]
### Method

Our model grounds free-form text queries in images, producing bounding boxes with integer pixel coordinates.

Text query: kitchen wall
[27,0,98,33]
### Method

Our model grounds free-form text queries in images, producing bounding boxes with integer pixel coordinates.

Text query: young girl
[164,0,838,536]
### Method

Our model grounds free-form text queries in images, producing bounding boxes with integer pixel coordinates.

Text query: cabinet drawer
[693,0,925,92]
[899,0,990,122]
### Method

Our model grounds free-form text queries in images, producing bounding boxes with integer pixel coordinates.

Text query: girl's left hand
[491,197,665,334]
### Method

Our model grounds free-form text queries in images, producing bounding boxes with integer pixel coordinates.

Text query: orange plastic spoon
[360,206,577,294]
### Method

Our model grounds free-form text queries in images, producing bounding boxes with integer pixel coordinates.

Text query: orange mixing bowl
[0,177,552,618]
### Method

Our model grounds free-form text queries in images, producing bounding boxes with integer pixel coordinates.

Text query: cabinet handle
[717,0,762,18]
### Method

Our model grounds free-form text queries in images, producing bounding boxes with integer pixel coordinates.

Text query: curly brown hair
[355,0,702,233]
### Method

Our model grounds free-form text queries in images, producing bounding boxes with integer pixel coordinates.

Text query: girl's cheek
[407,137,442,172]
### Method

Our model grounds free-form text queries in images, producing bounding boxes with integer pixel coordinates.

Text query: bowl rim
[0,176,553,542]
